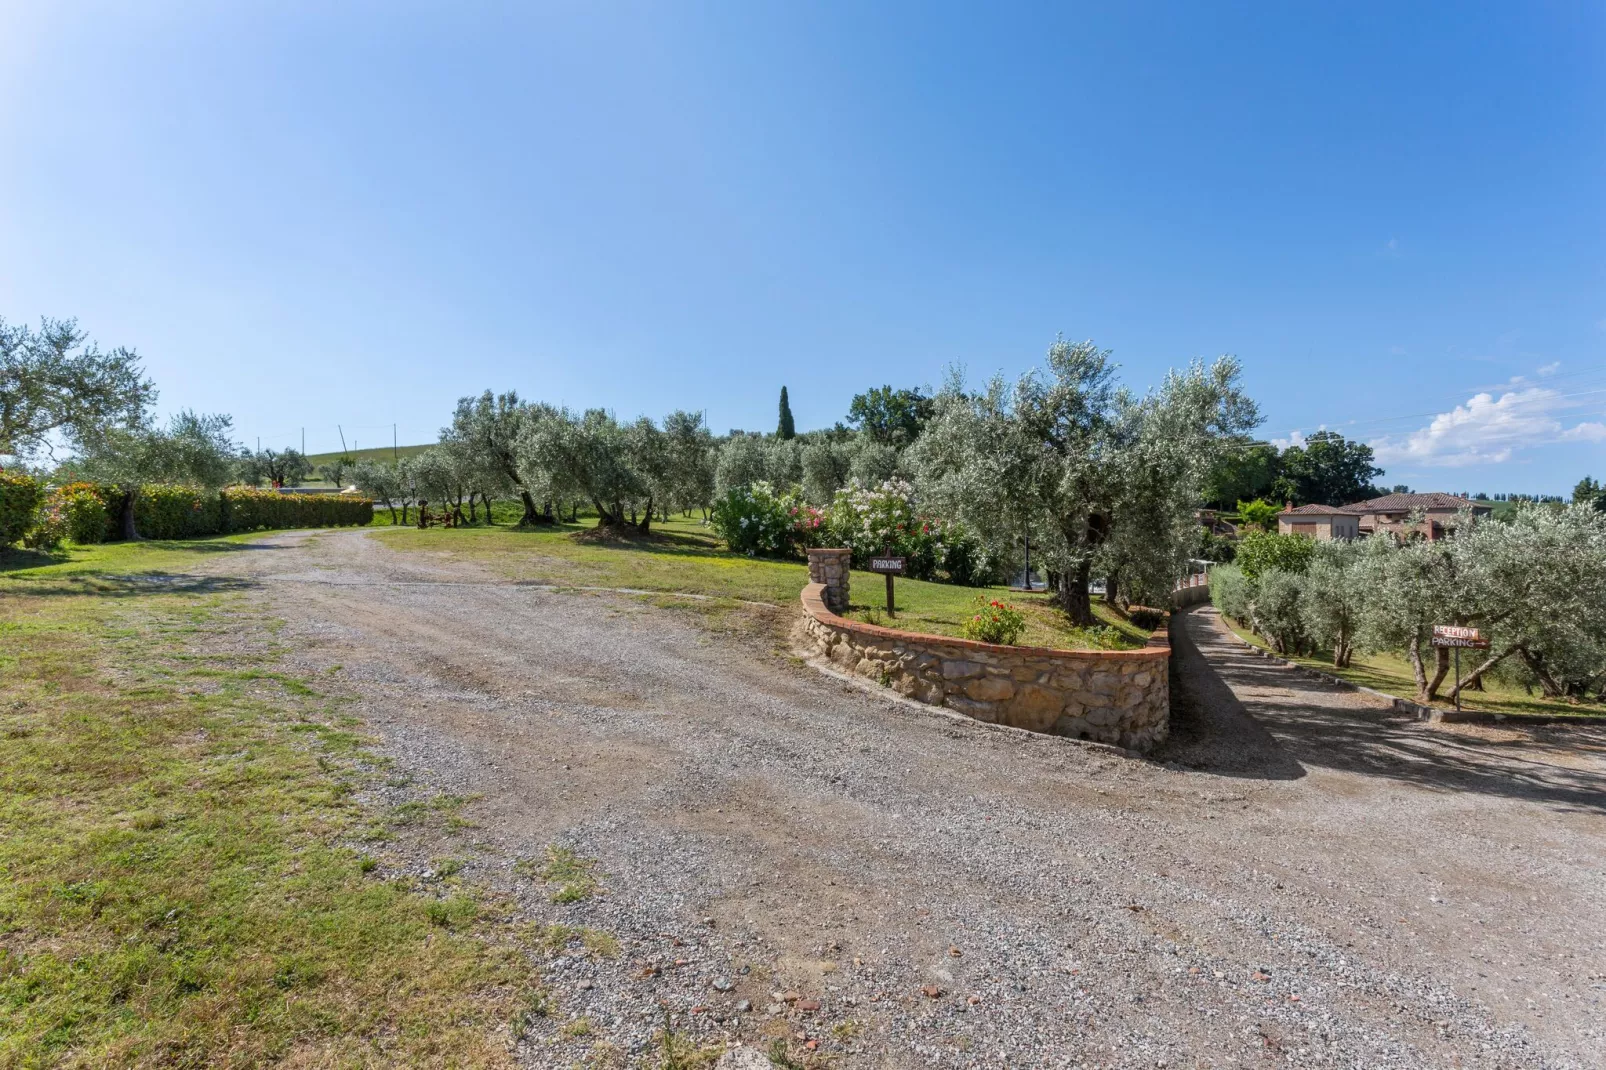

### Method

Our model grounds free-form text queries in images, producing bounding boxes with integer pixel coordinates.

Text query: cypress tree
[777,386,796,439]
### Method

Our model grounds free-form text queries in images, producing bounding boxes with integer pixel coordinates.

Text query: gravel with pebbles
[188,530,1606,1068]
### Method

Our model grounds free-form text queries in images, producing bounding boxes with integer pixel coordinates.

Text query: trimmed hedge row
[0,474,372,548]
[219,487,374,533]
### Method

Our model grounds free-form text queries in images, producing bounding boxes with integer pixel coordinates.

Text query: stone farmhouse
[1276,492,1493,541]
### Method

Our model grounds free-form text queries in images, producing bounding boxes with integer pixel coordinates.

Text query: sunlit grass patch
[536,845,602,904]
[0,561,528,1067]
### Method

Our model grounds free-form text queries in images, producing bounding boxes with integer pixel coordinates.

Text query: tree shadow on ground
[0,548,67,573]
[1159,610,1308,781]
[1167,605,1606,815]
[3,574,260,599]
[566,526,735,558]
[1,536,289,577]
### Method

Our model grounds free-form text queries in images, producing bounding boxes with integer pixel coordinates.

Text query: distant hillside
[298,443,432,484]
[303,444,432,468]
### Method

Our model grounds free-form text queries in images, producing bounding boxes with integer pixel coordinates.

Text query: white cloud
[1270,429,1307,450]
[1370,386,1601,468]
[1564,422,1606,443]
[1383,237,1400,258]
[1537,361,1561,377]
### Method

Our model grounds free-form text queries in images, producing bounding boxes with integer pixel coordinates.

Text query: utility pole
[393,423,398,463]
[338,425,347,454]
[301,428,305,455]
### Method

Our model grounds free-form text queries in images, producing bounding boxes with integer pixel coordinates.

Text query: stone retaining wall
[798,582,1170,752]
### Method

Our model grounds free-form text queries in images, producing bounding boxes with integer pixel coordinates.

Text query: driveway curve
[181,529,1605,1068]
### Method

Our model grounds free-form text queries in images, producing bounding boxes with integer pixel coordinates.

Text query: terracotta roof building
[1347,492,1491,541]
[1277,503,1361,540]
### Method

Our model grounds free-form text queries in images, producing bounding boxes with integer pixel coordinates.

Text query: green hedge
[0,471,44,549]
[8,482,372,546]
[221,487,373,532]
[133,485,226,540]
[130,485,372,538]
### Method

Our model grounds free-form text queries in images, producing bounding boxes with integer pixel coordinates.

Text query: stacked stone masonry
[799,581,1170,752]
[806,548,853,613]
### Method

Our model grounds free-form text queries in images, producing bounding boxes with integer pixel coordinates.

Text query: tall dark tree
[1575,475,1606,512]
[1202,440,1278,509]
[847,385,934,448]
[1279,430,1383,506]
[777,386,796,440]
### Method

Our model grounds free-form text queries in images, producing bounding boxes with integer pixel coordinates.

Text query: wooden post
[883,545,895,616]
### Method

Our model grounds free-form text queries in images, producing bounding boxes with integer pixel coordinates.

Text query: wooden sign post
[868,550,906,617]
[1431,625,1489,712]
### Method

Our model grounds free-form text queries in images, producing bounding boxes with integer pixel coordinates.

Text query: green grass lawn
[372,516,1153,650]
[0,542,554,1067]
[373,515,813,604]
[842,583,1153,651]
[0,531,289,584]
[1216,613,1606,721]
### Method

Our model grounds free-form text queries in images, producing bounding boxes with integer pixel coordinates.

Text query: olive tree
[517,407,662,533]
[445,391,551,525]
[1,316,155,462]
[238,447,312,488]
[912,341,1257,624]
[1299,538,1377,667]
[411,445,475,524]
[714,434,768,496]
[662,410,715,517]
[714,434,802,497]
[352,459,412,525]
[1436,504,1606,701]
[801,439,852,505]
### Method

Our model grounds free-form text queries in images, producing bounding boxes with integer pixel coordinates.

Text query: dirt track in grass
[179,528,1606,1068]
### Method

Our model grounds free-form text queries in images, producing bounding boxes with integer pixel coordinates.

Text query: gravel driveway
[193,530,1606,1068]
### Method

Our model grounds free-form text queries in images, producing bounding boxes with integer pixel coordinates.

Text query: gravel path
[190,530,1606,1068]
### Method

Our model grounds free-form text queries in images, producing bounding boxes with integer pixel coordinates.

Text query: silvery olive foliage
[1297,537,1379,668]
[1,316,155,463]
[910,339,1259,622]
[1216,504,1606,701]
[715,434,803,497]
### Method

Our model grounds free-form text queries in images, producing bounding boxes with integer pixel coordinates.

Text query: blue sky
[2,2,1602,493]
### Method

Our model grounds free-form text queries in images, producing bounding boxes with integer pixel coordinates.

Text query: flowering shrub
[22,496,68,551]
[711,481,804,557]
[54,482,117,544]
[787,500,828,550]
[0,470,42,550]
[826,479,942,579]
[822,479,997,585]
[960,596,1027,645]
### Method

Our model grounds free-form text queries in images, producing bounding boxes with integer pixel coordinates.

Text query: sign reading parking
[869,554,904,615]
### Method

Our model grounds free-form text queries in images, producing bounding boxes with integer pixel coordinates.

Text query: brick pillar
[806,547,852,613]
